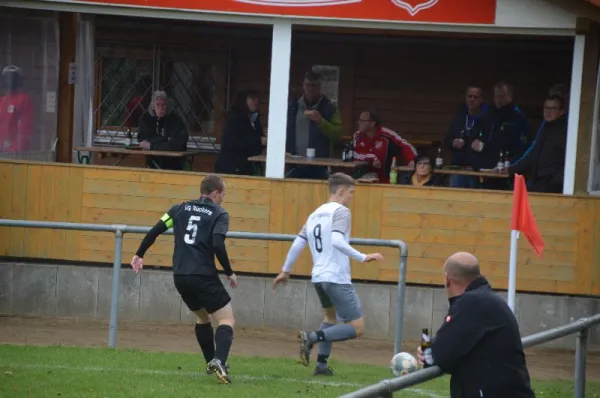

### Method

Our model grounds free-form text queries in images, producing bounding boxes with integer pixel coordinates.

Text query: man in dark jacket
[444,86,488,188]
[507,95,568,193]
[286,71,343,179]
[137,90,189,170]
[418,252,534,398]
[214,90,266,175]
[470,82,532,190]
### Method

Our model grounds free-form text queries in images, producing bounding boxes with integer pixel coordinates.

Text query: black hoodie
[470,103,532,170]
[430,277,535,398]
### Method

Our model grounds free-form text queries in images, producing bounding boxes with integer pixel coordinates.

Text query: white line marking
[0,362,444,397]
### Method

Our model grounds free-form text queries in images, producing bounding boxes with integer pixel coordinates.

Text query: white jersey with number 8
[301,201,353,284]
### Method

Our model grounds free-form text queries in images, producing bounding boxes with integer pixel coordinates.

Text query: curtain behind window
[0,14,59,162]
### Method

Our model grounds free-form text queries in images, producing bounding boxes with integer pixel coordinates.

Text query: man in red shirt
[353,110,417,183]
[0,65,33,153]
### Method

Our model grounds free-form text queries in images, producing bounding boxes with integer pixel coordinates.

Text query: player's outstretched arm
[331,234,384,263]
[131,215,170,273]
[273,228,308,288]
[331,207,384,263]
[213,213,237,288]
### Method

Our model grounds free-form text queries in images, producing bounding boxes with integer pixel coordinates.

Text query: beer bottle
[389,157,398,184]
[420,328,433,368]
[435,148,443,169]
[125,129,133,149]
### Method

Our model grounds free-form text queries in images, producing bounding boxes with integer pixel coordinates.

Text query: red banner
[61,0,497,24]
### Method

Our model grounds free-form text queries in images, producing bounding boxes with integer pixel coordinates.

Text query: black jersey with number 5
[161,197,229,276]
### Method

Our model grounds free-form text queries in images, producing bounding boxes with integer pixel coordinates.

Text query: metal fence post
[108,229,124,348]
[394,246,408,355]
[574,328,589,398]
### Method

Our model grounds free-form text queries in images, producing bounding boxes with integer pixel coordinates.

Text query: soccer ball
[390,352,418,377]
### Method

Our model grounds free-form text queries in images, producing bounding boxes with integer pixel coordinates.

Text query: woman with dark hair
[401,155,444,187]
[215,90,266,175]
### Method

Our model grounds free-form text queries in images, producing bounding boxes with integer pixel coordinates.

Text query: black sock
[194,323,215,364]
[317,354,329,365]
[214,324,234,364]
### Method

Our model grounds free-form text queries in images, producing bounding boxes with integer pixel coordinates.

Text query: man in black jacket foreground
[418,252,535,398]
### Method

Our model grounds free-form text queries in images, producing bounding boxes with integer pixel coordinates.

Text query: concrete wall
[1,262,599,350]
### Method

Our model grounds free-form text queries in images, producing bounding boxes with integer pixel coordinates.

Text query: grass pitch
[1,344,599,397]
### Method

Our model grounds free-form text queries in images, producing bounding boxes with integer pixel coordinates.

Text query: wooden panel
[2,160,600,295]
[22,165,42,258]
[37,166,55,258]
[50,166,71,259]
[267,181,285,274]
[64,167,84,261]
[8,164,27,256]
[0,163,13,255]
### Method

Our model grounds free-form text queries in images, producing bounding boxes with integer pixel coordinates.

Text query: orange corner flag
[511,174,545,258]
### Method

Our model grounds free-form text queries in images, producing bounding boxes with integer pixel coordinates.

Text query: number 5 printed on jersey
[184,215,201,244]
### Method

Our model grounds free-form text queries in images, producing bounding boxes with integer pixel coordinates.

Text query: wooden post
[56,12,78,163]
[573,18,600,194]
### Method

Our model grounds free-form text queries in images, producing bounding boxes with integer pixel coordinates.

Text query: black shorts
[173,274,231,314]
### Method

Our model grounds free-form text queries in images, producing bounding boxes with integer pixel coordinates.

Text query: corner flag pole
[508,174,545,315]
[507,229,519,313]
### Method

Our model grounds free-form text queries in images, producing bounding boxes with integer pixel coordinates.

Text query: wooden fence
[1,160,599,295]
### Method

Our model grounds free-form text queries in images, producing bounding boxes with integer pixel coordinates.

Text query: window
[0,15,59,162]
[312,64,340,106]
[92,43,228,151]
[588,60,600,194]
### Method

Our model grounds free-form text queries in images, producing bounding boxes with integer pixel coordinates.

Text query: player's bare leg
[206,303,235,384]
[312,307,337,376]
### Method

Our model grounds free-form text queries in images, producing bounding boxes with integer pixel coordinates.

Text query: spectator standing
[444,86,488,188]
[417,252,534,398]
[215,90,266,176]
[353,110,417,183]
[470,81,532,190]
[0,65,33,153]
[507,95,568,193]
[286,71,343,179]
[138,90,189,170]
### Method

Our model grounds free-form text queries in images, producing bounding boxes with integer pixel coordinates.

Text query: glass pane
[589,65,600,193]
[94,44,153,144]
[312,64,340,106]
[0,15,59,161]
[161,56,222,148]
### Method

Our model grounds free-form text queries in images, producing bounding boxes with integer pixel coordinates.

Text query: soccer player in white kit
[273,172,384,375]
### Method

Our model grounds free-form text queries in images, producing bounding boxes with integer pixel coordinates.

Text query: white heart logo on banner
[390,0,439,16]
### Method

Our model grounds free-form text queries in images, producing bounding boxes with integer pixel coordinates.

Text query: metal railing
[0,219,408,353]
[340,313,600,398]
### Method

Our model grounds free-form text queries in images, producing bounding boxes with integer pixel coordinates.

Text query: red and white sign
[49,0,497,24]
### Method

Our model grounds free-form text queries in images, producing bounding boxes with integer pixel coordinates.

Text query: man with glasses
[505,95,568,193]
[352,110,417,183]
[402,155,443,187]
[285,71,343,179]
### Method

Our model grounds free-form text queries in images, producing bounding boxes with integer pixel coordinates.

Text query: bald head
[444,252,481,283]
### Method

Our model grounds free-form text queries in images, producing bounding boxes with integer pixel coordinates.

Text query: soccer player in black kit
[130,174,238,384]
